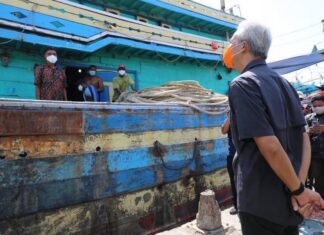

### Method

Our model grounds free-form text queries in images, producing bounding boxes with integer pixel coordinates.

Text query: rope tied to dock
[116,81,229,115]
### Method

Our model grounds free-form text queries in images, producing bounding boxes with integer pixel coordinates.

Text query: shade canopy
[268,52,324,75]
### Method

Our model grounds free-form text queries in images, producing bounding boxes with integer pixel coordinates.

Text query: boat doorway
[65,66,86,101]
[64,63,139,102]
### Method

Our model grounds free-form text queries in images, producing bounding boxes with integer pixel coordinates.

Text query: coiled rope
[116,81,229,115]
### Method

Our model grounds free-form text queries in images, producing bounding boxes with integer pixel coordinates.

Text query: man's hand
[293,188,322,207]
[308,126,321,134]
[291,191,324,218]
[291,197,314,218]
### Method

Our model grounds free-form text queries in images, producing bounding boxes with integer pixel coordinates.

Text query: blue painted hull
[0,100,230,234]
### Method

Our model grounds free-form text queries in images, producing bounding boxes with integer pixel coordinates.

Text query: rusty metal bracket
[153,139,200,171]
[152,140,166,157]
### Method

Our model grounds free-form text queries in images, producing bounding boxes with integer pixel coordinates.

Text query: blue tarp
[268,52,324,75]
[291,82,320,94]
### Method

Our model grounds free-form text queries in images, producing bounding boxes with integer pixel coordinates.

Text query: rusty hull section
[0,170,231,235]
[0,110,83,136]
[0,101,229,234]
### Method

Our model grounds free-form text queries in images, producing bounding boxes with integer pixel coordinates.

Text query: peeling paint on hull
[0,100,230,234]
[0,170,230,235]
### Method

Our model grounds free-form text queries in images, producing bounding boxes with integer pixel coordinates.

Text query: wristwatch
[290,182,305,196]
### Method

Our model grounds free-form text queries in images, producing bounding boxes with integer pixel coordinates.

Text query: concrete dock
[157,207,324,235]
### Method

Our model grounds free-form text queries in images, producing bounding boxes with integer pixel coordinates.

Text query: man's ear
[242,41,248,52]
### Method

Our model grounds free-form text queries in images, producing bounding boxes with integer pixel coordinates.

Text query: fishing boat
[0,98,229,234]
[0,0,242,99]
[0,0,243,233]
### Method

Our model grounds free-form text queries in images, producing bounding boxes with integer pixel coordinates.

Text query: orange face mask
[223,46,234,69]
[223,42,243,69]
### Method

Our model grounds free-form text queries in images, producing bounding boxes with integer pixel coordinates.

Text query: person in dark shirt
[308,94,324,198]
[224,20,323,234]
[34,48,67,100]
[221,112,237,215]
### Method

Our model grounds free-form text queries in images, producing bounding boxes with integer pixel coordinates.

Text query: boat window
[161,23,171,29]
[136,16,148,23]
[105,8,120,15]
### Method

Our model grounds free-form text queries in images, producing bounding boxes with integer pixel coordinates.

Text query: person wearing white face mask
[112,64,136,102]
[78,65,104,102]
[308,94,324,199]
[34,47,67,100]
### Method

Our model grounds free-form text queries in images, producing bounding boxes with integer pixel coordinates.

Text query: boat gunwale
[0,98,228,112]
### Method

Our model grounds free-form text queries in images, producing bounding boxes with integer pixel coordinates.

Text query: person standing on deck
[221,111,238,215]
[78,65,104,101]
[112,64,136,102]
[225,20,323,234]
[34,48,67,100]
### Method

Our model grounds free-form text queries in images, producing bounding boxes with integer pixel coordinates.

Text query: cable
[107,23,155,42]
[272,33,323,47]
[273,22,321,38]
[183,41,221,72]
[0,38,16,45]
[156,51,182,63]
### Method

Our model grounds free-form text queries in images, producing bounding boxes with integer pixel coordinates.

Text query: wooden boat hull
[0,100,230,234]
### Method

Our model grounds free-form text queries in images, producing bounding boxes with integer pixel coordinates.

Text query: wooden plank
[0,200,111,235]
[0,81,34,99]
[0,139,227,186]
[84,126,224,153]
[0,170,230,235]
[0,3,104,38]
[84,110,226,134]
[0,110,83,136]
[0,135,84,159]
[0,145,227,219]
[1,0,224,53]
[160,0,242,25]
[0,127,224,160]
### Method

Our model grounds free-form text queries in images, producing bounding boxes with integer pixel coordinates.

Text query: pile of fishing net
[116,81,229,115]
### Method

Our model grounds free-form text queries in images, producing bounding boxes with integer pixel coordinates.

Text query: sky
[195,0,324,85]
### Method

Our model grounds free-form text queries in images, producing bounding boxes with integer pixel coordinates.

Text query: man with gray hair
[225,20,323,234]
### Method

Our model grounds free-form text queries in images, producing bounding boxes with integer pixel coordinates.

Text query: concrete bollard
[196,189,224,234]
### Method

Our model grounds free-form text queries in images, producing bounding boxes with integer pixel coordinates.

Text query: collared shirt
[34,64,67,100]
[229,59,305,226]
[228,130,236,157]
